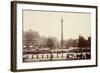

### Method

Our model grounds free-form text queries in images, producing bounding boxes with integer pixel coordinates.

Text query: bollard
[32,55,33,59]
[27,55,28,59]
[57,53,58,58]
[42,54,44,58]
[62,54,63,58]
[47,55,48,58]
[37,54,39,59]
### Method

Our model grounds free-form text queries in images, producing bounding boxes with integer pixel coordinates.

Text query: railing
[23,52,91,62]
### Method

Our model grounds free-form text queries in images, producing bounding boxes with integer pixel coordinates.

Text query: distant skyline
[23,10,91,40]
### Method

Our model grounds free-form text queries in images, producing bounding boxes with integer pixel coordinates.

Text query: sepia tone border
[11,1,98,72]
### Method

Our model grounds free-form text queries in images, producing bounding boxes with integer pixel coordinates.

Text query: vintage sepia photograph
[23,10,91,63]
[11,1,97,71]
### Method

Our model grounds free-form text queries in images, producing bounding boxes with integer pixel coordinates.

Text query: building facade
[23,30,40,50]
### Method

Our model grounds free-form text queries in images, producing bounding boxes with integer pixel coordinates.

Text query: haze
[23,10,91,40]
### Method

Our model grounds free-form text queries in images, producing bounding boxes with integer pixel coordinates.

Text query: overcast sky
[23,10,91,40]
